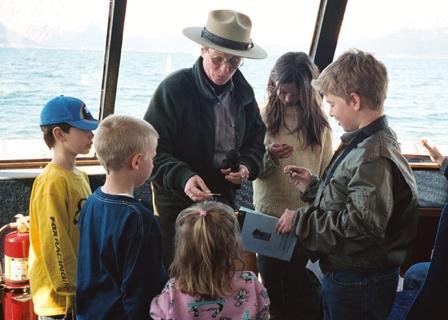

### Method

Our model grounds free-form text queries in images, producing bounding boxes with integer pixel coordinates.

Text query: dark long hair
[265,52,330,149]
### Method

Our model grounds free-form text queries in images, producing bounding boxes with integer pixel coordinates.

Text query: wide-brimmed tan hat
[183,9,267,59]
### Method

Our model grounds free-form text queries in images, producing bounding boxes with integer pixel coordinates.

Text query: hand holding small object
[184,175,213,201]
[268,143,294,160]
[283,165,312,192]
[222,164,250,185]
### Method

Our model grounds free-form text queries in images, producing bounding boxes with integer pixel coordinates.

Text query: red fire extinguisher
[1,214,37,320]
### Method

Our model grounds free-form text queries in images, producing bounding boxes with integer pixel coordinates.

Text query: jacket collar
[341,115,388,144]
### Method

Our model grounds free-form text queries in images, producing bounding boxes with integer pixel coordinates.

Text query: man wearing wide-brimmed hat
[144,9,267,267]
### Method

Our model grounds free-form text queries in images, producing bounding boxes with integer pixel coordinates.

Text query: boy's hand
[184,175,212,201]
[276,209,296,234]
[284,165,312,192]
[268,143,294,160]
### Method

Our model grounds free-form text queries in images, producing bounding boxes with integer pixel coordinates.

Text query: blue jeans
[322,268,399,320]
[403,262,430,291]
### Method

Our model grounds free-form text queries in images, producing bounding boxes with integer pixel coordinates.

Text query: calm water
[1,47,447,153]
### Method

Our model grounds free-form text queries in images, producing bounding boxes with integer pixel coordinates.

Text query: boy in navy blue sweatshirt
[76,115,167,319]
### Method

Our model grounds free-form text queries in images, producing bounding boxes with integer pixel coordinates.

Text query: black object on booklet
[239,206,297,261]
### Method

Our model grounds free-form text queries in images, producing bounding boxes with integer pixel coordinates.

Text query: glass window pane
[334,0,448,154]
[1,0,322,160]
[114,0,321,116]
[0,0,109,160]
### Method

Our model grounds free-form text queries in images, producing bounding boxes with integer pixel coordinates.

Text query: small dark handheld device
[221,149,240,172]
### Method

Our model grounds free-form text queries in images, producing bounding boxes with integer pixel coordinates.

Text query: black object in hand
[221,149,240,172]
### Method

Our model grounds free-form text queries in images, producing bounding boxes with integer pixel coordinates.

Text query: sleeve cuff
[301,175,320,203]
[265,148,280,167]
[291,209,299,230]
[179,169,196,190]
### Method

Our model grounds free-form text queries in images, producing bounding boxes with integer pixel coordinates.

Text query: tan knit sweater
[253,105,333,217]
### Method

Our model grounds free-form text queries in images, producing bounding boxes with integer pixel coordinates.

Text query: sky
[340,0,448,38]
[1,0,448,50]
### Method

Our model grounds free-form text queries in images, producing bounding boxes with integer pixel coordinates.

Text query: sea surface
[1,47,447,158]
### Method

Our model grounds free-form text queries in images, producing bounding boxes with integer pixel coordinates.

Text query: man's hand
[184,175,213,201]
[284,165,312,192]
[221,164,250,185]
[276,208,296,234]
[268,143,294,160]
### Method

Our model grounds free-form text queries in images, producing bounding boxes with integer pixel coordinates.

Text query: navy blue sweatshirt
[76,188,167,319]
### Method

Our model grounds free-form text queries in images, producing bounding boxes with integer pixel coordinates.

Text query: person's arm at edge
[33,189,77,306]
[257,135,281,179]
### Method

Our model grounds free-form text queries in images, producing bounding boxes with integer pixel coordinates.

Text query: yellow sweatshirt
[253,105,333,217]
[29,163,91,316]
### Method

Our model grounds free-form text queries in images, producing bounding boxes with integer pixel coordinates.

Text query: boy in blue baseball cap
[28,95,99,319]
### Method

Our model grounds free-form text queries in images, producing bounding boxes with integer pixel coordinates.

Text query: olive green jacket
[294,116,418,272]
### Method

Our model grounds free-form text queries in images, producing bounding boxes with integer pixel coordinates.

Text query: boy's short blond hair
[313,49,388,109]
[94,115,158,172]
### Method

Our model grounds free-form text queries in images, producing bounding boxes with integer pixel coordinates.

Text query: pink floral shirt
[150,271,270,320]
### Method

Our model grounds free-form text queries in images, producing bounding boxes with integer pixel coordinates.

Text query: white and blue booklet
[239,206,297,261]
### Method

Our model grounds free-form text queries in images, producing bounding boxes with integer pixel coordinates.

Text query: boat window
[113,0,322,116]
[0,0,109,164]
[331,0,448,156]
[2,0,322,166]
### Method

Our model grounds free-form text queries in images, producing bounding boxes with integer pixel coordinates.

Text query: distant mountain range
[0,21,106,50]
[338,28,448,57]
[0,21,38,47]
[1,19,448,56]
[0,19,197,52]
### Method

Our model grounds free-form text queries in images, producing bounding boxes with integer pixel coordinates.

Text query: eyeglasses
[208,52,243,69]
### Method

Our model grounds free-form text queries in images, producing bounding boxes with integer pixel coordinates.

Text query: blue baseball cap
[40,95,99,131]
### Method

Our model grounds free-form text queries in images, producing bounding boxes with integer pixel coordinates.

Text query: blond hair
[170,201,244,299]
[94,115,158,172]
[313,49,388,109]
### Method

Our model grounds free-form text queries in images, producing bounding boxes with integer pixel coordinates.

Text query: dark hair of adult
[265,52,330,149]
